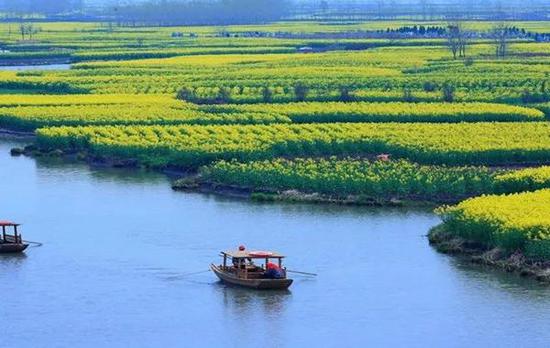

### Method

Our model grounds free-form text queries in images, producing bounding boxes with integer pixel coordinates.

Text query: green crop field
[196,158,497,201]
[36,122,550,168]
[436,189,550,258]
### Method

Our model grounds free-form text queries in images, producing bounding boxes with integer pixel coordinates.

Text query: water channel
[1,137,549,347]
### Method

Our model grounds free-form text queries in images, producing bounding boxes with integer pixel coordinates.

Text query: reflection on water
[0,253,27,267]
[448,255,550,297]
[218,282,291,318]
[36,157,170,186]
[217,283,291,347]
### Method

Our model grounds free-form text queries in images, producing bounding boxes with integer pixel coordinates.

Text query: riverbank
[10,145,431,206]
[0,128,35,138]
[429,224,550,283]
[11,142,550,207]
[172,176,415,206]
[8,143,460,206]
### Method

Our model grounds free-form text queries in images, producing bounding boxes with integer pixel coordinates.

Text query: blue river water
[0,137,549,348]
[0,64,71,71]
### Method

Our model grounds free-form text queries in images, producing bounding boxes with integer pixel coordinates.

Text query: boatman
[265,262,284,279]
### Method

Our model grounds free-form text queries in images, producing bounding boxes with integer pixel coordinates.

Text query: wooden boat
[211,248,293,290]
[0,221,28,253]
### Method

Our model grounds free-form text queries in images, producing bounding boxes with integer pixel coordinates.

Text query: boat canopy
[0,221,19,227]
[221,250,285,259]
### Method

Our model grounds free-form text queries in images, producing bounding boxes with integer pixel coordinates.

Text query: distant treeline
[108,0,291,26]
[0,0,548,23]
[294,0,549,21]
[0,0,83,15]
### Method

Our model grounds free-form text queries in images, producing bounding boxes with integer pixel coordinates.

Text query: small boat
[211,247,293,290]
[0,221,28,253]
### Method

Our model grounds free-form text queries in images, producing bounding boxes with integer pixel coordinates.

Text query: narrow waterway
[0,137,548,348]
[0,63,71,71]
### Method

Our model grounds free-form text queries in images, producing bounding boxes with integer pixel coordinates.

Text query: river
[0,64,71,71]
[0,136,549,348]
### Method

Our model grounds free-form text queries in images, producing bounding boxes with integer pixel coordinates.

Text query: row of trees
[4,22,41,40]
[381,25,447,36]
[18,23,40,40]
[446,22,516,59]
[296,0,547,21]
[176,82,462,104]
[177,80,550,105]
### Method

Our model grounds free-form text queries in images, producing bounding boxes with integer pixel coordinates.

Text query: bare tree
[458,25,468,58]
[446,22,467,59]
[19,22,26,40]
[492,23,510,58]
[27,24,39,40]
[18,23,38,41]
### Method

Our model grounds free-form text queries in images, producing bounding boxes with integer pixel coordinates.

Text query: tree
[339,86,353,102]
[403,88,415,102]
[423,81,437,92]
[19,22,26,40]
[176,87,196,102]
[262,86,273,103]
[446,23,460,59]
[442,82,455,102]
[28,24,39,40]
[458,27,468,58]
[217,87,231,103]
[464,57,474,66]
[492,23,510,58]
[18,23,39,40]
[294,82,309,102]
[446,22,468,59]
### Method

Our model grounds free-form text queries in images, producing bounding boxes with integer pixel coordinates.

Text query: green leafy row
[36,122,550,168]
[199,158,496,200]
[204,102,545,123]
[436,189,550,258]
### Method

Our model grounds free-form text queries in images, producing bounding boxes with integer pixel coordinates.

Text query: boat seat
[246,272,265,279]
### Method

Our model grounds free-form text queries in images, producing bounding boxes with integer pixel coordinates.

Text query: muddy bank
[0,128,35,138]
[12,144,138,167]
[13,144,430,206]
[172,176,440,207]
[428,224,550,283]
[12,143,548,207]
[10,144,189,178]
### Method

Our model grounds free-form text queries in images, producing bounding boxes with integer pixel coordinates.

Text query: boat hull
[210,264,293,290]
[0,243,28,253]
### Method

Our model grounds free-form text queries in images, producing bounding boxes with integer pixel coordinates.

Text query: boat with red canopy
[211,246,293,290]
[0,221,28,253]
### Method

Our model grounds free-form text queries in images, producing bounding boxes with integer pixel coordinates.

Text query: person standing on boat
[265,262,284,279]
